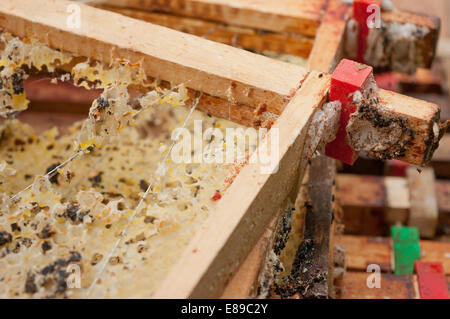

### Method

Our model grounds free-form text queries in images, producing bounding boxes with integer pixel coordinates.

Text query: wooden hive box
[0,0,446,298]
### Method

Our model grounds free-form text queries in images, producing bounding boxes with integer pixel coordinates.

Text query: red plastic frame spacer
[415,261,449,299]
[325,59,373,165]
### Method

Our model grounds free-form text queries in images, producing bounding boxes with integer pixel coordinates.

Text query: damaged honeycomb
[0,34,255,298]
[0,33,75,117]
[345,17,431,74]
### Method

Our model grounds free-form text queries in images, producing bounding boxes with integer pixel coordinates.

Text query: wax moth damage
[345,76,414,160]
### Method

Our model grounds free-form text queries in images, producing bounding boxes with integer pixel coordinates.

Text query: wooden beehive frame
[0,0,445,298]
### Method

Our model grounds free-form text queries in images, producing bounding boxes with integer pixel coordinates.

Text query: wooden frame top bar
[0,0,307,112]
[99,6,315,59]
[103,0,326,37]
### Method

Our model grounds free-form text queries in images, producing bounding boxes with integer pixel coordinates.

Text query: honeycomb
[0,34,254,298]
